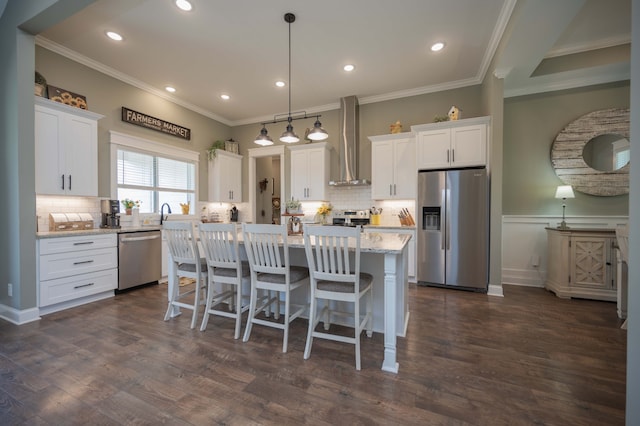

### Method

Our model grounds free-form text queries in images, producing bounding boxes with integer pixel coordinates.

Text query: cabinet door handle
[68,175,72,190]
[73,241,95,246]
[394,184,397,195]
[390,184,393,196]
[74,282,95,289]
[447,149,450,163]
[452,149,455,163]
[61,174,65,190]
[73,260,94,265]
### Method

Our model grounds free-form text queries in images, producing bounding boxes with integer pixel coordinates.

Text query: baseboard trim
[0,304,41,325]
[487,284,504,297]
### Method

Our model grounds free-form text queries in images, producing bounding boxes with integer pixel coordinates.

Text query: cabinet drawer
[39,247,117,281]
[39,233,117,255]
[40,268,117,307]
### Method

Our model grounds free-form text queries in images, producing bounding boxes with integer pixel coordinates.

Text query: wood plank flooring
[0,284,627,425]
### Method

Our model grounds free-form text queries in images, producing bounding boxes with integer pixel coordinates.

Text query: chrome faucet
[160,203,172,225]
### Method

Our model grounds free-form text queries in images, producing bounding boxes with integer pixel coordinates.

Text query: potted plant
[121,198,141,215]
[285,197,301,214]
[207,140,226,160]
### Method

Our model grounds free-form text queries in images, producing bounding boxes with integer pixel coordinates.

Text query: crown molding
[35,36,234,127]
[545,35,631,59]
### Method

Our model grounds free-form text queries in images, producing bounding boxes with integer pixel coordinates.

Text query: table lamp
[555,185,575,229]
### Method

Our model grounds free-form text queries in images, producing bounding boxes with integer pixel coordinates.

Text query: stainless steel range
[332,209,370,227]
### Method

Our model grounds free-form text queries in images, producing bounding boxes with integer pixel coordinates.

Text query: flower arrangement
[121,198,141,209]
[317,203,333,219]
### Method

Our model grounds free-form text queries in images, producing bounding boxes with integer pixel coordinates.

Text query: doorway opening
[248,146,285,225]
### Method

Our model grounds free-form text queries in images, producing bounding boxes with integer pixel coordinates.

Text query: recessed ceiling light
[175,0,192,11]
[165,86,176,93]
[220,94,230,100]
[343,64,355,72]
[275,81,286,88]
[106,31,123,41]
[431,42,445,52]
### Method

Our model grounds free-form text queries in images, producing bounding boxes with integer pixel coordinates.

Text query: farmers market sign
[121,107,191,140]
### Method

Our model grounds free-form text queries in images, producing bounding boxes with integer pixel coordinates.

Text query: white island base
[166,232,411,373]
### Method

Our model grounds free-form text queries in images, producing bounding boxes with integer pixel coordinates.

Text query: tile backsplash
[36,195,102,232]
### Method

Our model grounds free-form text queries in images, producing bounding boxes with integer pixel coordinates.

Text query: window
[111,131,199,215]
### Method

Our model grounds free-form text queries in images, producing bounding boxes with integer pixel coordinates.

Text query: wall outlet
[7,283,12,297]
[531,255,540,268]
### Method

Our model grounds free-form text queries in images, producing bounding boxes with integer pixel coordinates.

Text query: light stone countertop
[284,232,411,254]
[36,225,162,239]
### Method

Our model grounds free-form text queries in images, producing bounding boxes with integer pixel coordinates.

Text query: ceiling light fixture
[275,81,285,87]
[165,86,176,93]
[106,31,123,41]
[343,64,355,72]
[254,13,329,146]
[431,42,445,52]
[220,94,230,100]
[175,0,192,11]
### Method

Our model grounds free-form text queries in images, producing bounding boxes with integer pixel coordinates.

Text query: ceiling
[36,0,631,127]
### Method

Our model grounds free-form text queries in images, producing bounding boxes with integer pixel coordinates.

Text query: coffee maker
[101,199,121,228]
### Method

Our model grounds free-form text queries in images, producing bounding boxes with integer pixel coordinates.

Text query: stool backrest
[199,222,241,269]
[304,225,361,286]
[242,223,289,275]
[163,221,199,264]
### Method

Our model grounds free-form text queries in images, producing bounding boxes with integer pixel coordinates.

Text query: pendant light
[254,12,329,145]
[280,13,299,143]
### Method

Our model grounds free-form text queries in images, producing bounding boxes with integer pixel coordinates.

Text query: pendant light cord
[287,13,292,121]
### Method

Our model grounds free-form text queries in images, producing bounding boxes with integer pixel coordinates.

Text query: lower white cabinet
[364,227,416,282]
[38,233,118,313]
[545,228,617,301]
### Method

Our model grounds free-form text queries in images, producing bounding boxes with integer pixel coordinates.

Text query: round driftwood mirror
[551,108,630,196]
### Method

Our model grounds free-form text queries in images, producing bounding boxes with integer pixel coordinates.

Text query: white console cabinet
[545,228,617,301]
[412,117,489,170]
[34,96,103,196]
[38,233,118,314]
[369,133,416,200]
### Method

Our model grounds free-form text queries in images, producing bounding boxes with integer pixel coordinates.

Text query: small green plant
[433,115,450,123]
[207,140,226,159]
[121,198,141,209]
[285,197,301,213]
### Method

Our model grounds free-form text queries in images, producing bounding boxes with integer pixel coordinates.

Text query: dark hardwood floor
[0,283,626,425]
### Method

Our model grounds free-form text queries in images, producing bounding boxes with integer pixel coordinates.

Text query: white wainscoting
[502,215,628,288]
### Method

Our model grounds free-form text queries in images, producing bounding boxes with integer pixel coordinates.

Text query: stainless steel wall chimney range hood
[329,96,370,186]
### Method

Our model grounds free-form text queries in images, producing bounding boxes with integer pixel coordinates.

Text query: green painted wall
[503,81,630,216]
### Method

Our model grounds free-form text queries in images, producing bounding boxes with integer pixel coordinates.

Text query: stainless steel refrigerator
[417,167,489,291]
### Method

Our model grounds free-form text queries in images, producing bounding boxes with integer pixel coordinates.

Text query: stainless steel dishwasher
[118,230,162,291]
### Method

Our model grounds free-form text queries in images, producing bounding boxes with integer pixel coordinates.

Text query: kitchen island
[166,229,411,373]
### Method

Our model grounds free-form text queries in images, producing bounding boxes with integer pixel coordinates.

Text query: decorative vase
[131,208,140,227]
[126,208,132,215]
[320,215,328,225]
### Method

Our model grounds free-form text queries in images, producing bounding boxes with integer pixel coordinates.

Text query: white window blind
[117,149,196,214]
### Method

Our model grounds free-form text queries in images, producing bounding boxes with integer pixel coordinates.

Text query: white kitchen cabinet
[34,96,103,196]
[545,228,617,301]
[208,150,242,202]
[38,233,118,314]
[289,142,330,201]
[369,133,416,200]
[412,117,489,170]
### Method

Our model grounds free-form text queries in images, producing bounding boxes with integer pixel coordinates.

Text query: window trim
[109,130,200,202]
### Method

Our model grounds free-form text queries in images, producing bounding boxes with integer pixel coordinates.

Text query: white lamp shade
[555,185,575,199]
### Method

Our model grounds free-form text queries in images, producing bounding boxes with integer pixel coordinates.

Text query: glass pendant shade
[254,126,274,146]
[307,118,329,141]
[280,123,299,143]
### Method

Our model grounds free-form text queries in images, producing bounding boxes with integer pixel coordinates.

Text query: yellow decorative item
[371,214,381,225]
[316,203,333,224]
[389,120,402,134]
[180,202,190,215]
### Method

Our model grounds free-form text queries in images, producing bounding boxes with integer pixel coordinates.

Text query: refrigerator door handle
[441,189,446,250]
[445,188,451,250]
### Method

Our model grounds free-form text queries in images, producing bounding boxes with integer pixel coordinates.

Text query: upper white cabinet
[369,132,416,200]
[289,142,330,201]
[35,97,103,196]
[208,150,242,202]
[412,117,489,170]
